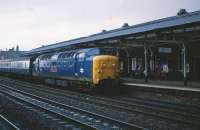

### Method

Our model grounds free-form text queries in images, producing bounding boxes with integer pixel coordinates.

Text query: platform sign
[162,64,169,73]
[158,47,172,53]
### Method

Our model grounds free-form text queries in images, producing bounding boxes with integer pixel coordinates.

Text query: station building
[25,9,200,85]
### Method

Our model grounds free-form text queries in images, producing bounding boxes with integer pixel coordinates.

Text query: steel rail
[0,114,21,130]
[0,84,148,130]
[1,78,199,126]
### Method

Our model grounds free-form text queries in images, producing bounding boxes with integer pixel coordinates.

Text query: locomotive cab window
[100,48,116,56]
[87,49,100,56]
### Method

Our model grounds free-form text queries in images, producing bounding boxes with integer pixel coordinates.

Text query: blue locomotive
[0,48,119,90]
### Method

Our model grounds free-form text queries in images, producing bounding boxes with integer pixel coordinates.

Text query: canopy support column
[182,43,187,86]
[144,45,148,83]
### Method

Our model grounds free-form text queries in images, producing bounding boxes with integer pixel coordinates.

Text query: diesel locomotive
[0,48,119,90]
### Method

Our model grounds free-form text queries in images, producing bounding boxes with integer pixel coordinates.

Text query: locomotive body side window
[78,52,85,61]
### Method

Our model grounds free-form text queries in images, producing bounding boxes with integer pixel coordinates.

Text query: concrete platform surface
[121,77,200,92]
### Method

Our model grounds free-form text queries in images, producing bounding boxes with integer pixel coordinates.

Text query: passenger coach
[0,57,31,75]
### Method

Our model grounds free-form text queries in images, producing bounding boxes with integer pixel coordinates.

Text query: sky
[0,0,200,51]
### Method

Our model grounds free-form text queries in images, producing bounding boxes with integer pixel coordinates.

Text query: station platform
[121,77,200,92]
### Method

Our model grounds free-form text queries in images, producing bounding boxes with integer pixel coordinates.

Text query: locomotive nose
[92,55,119,86]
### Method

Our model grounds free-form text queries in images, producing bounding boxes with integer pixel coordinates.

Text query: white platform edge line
[122,82,200,92]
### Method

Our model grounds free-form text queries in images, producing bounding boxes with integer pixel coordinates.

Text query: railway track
[0,77,199,130]
[0,83,146,130]
[112,95,200,114]
[0,114,21,130]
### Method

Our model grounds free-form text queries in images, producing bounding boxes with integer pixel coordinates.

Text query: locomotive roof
[0,57,31,62]
[26,10,200,55]
[38,48,98,60]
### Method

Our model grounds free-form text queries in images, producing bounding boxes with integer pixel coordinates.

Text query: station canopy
[25,10,200,56]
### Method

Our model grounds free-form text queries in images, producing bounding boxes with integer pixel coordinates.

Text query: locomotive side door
[32,58,40,76]
[75,52,85,78]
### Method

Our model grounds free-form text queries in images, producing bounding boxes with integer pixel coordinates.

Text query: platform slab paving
[121,77,200,92]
